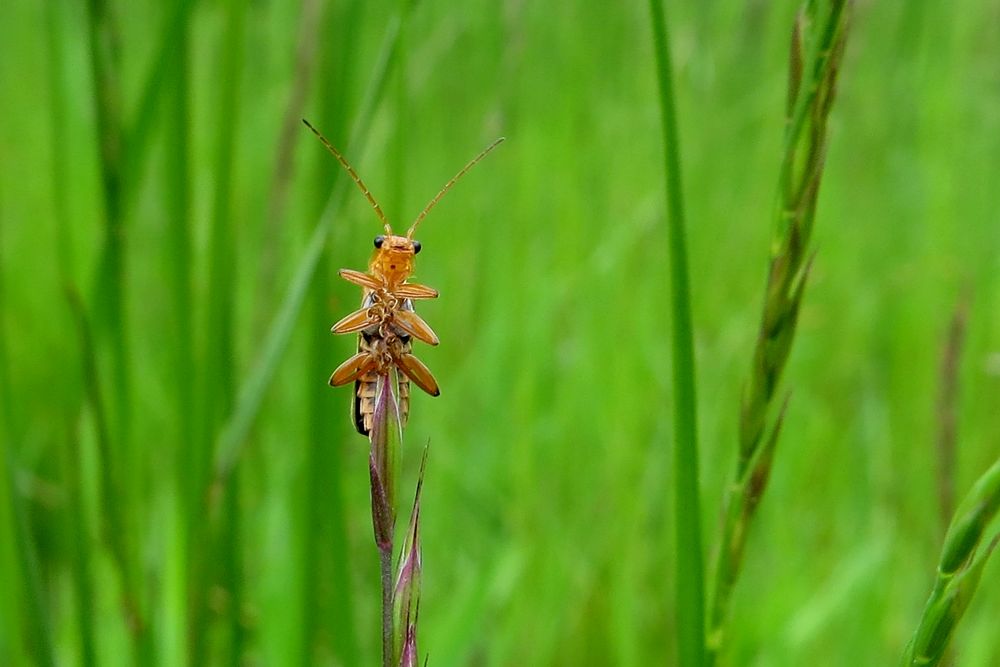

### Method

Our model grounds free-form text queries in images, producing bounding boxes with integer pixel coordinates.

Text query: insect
[303,119,504,435]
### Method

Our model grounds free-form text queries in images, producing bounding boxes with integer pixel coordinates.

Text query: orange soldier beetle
[302,119,504,434]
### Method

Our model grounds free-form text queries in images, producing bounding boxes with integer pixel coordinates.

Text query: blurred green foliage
[0,0,998,665]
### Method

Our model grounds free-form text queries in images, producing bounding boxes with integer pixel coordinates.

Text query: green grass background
[2,0,999,665]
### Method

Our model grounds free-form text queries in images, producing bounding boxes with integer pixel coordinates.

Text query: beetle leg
[332,307,375,334]
[340,268,383,290]
[393,309,439,346]
[394,352,440,396]
[330,352,376,386]
[394,282,439,300]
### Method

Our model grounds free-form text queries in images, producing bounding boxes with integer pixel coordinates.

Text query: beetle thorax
[369,234,417,288]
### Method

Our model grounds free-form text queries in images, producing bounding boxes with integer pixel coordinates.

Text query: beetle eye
[374,235,385,248]
[412,240,422,254]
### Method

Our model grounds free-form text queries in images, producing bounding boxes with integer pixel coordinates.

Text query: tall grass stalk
[302,5,363,661]
[305,237,350,665]
[66,288,145,654]
[83,0,154,659]
[1,449,55,667]
[220,474,245,667]
[163,0,194,486]
[0,163,12,658]
[122,0,196,214]
[0,211,54,663]
[61,426,97,667]
[161,14,198,661]
[186,0,246,662]
[267,0,323,226]
[0,459,19,664]
[901,457,1000,666]
[647,1,705,664]
[390,0,409,221]
[258,0,324,315]
[45,0,73,281]
[706,3,849,663]
[200,0,246,504]
[84,0,132,500]
[45,4,99,663]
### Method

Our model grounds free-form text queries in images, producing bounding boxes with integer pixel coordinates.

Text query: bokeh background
[2,0,999,665]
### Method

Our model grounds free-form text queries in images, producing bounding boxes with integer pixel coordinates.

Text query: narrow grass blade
[1,449,56,667]
[45,0,74,281]
[122,0,196,215]
[647,2,705,664]
[264,0,323,238]
[186,0,246,663]
[0,224,55,666]
[43,4,96,661]
[304,260,360,665]
[221,474,245,667]
[61,425,98,667]
[66,288,145,654]
[84,0,132,464]
[0,212,20,660]
[83,1,150,657]
[161,12,197,648]
[0,457,23,664]
[163,2,195,463]
[301,7,364,659]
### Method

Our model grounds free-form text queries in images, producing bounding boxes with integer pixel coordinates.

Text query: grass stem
[380,547,395,667]
[186,0,246,661]
[2,449,56,667]
[302,6,363,661]
[84,0,131,498]
[0,225,55,666]
[66,288,145,657]
[647,2,705,664]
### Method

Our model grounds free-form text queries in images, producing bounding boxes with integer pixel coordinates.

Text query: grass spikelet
[370,372,404,667]
[901,457,1000,666]
[394,447,427,667]
[706,2,850,662]
[367,372,431,666]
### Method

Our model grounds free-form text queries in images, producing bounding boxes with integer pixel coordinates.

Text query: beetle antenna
[303,118,392,234]
[407,137,505,239]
